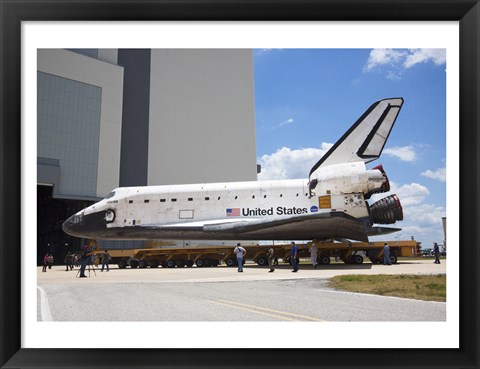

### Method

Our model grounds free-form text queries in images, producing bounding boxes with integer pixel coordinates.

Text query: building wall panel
[37,49,124,198]
[148,49,257,185]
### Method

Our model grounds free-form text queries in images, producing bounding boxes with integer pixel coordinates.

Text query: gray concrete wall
[37,49,257,198]
[37,49,124,198]
[147,49,257,185]
[37,72,101,197]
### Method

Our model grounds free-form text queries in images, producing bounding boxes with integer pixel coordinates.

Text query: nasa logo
[310,206,319,213]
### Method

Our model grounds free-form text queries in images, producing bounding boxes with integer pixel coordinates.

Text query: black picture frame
[1,1,479,368]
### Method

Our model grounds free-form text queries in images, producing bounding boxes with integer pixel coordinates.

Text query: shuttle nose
[62,209,109,239]
[62,212,85,237]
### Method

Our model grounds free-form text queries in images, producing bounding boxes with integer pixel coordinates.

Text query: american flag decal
[226,208,241,217]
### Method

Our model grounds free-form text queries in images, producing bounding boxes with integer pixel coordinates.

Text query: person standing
[267,247,275,272]
[383,243,391,265]
[234,243,246,272]
[433,242,441,264]
[64,252,73,271]
[79,246,90,278]
[291,241,299,272]
[42,253,49,272]
[47,254,54,269]
[73,254,79,267]
[309,243,318,269]
[101,250,111,272]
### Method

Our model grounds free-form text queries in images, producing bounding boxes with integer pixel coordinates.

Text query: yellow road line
[209,300,299,321]
[209,299,326,322]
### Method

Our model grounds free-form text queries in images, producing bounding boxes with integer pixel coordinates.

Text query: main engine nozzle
[370,194,403,224]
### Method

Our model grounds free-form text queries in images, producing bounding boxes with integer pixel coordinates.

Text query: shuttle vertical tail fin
[309,98,404,178]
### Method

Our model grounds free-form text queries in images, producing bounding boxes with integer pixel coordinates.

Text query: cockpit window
[105,191,116,199]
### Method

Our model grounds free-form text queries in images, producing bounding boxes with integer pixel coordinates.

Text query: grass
[326,274,446,302]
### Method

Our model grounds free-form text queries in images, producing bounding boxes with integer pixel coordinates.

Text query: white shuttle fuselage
[63,98,405,242]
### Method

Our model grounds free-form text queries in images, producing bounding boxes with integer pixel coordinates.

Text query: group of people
[78,247,111,278]
[234,241,302,273]
[43,241,443,276]
[234,243,279,273]
[41,247,111,278]
[41,253,54,272]
[383,242,442,265]
[234,241,408,271]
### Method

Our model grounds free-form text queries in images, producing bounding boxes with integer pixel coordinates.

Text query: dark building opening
[37,185,94,266]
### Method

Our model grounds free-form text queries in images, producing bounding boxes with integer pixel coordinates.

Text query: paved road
[37,260,446,322]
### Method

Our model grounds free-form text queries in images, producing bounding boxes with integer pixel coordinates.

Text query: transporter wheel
[195,259,205,267]
[139,260,148,269]
[129,259,139,269]
[353,255,364,264]
[149,259,160,268]
[204,259,212,267]
[186,260,194,268]
[118,260,128,269]
[211,259,220,267]
[256,257,268,266]
[319,255,330,265]
[166,259,176,268]
[176,260,186,268]
[389,255,398,264]
[225,258,236,267]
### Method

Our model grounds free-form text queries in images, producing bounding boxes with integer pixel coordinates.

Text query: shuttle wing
[309,98,404,177]
[146,212,403,242]
[205,212,370,241]
[148,212,373,242]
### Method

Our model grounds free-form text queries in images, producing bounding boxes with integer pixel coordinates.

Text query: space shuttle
[63,98,404,242]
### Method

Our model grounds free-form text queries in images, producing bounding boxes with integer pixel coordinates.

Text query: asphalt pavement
[37,259,446,322]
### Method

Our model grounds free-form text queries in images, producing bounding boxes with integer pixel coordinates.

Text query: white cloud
[274,118,294,129]
[405,203,446,225]
[255,49,283,56]
[386,70,402,81]
[257,144,332,180]
[403,49,446,69]
[397,203,446,246]
[421,167,446,182]
[393,182,430,206]
[363,48,446,79]
[383,145,417,162]
[370,181,445,246]
[363,49,407,72]
[371,182,430,207]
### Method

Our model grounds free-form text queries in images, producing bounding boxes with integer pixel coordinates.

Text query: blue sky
[253,49,447,250]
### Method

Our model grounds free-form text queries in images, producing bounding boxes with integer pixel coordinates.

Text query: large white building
[37,49,257,257]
